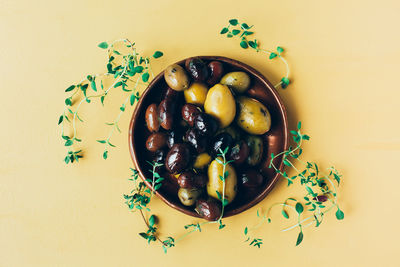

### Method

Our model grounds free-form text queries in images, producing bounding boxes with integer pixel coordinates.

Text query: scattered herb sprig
[244,122,344,247]
[220,19,290,89]
[124,147,232,253]
[58,39,163,162]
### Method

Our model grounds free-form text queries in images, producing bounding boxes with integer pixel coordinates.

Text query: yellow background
[1,0,399,266]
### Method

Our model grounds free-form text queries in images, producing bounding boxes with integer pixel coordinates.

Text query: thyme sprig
[58,39,163,162]
[220,19,290,89]
[244,122,344,247]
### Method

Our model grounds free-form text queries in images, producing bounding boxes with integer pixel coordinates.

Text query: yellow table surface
[1,0,399,266]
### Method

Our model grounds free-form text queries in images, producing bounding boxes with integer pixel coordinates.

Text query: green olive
[220,71,250,93]
[178,188,202,206]
[193,153,212,169]
[216,125,241,141]
[164,64,190,91]
[236,96,271,135]
[246,135,264,166]
[184,82,208,106]
[204,84,236,128]
[207,158,237,204]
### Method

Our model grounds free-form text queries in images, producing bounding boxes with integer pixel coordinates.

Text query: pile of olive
[144,57,272,221]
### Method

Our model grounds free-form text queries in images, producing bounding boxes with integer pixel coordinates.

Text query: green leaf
[336,208,344,220]
[229,19,238,26]
[295,202,304,214]
[65,85,75,92]
[305,186,314,195]
[216,190,222,200]
[241,23,250,29]
[139,232,148,239]
[269,53,277,59]
[283,159,291,167]
[65,98,72,106]
[296,231,303,246]
[97,140,106,144]
[90,80,97,92]
[100,96,105,106]
[240,40,248,49]
[58,115,64,125]
[244,31,254,36]
[297,121,302,130]
[277,46,284,53]
[142,72,150,82]
[281,209,289,219]
[98,42,109,49]
[232,29,240,35]
[120,104,125,111]
[114,81,123,88]
[244,227,248,235]
[130,94,136,106]
[227,33,233,38]
[281,77,290,89]
[65,139,73,146]
[103,150,108,160]
[220,27,229,34]
[153,51,163,58]
[149,215,156,227]
[248,40,258,49]
[135,66,144,73]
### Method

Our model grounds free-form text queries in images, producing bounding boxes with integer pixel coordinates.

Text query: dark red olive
[229,140,250,165]
[210,132,234,157]
[146,132,168,152]
[177,171,207,189]
[181,103,202,127]
[193,113,219,137]
[185,128,208,153]
[167,130,184,149]
[165,143,192,174]
[239,169,264,188]
[145,103,160,132]
[313,195,328,202]
[158,99,175,130]
[185,57,209,82]
[195,199,221,221]
[207,61,224,86]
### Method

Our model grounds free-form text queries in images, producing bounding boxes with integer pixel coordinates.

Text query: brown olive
[167,130,184,149]
[181,103,202,127]
[185,57,209,82]
[146,132,168,152]
[158,99,175,130]
[193,113,219,137]
[177,171,208,189]
[145,103,160,132]
[195,199,221,221]
[185,128,208,153]
[228,140,250,165]
[239,169,264,188]
[165,143,192,174]
[210,132,234,157]
[207,61,224,86]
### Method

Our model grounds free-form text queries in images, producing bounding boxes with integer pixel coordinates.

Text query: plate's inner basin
[131,57,286,217]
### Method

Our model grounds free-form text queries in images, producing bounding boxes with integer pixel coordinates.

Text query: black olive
[167,130,184,149]
[210,132,234,157]
[193,113,219,137]
[185,128,208,153]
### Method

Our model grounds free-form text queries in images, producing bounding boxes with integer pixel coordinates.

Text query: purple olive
[228,140,250,165]
[239,169,264,188]
[181,103,202,127]
[146,132,168,152]
[207,61,224,86]
[195,199,221,221]
[210,132,234,157]
[185,57,209,82]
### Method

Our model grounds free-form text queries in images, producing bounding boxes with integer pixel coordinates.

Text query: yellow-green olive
[178,188,202,206]
[246,135,264,166]
[204,84,236,128]
[184,82,208,106]
[236,96,271,135]
[220,71,250,93]
[193,153,212,169]
[164,64,190,91]
[207,158,237,204]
